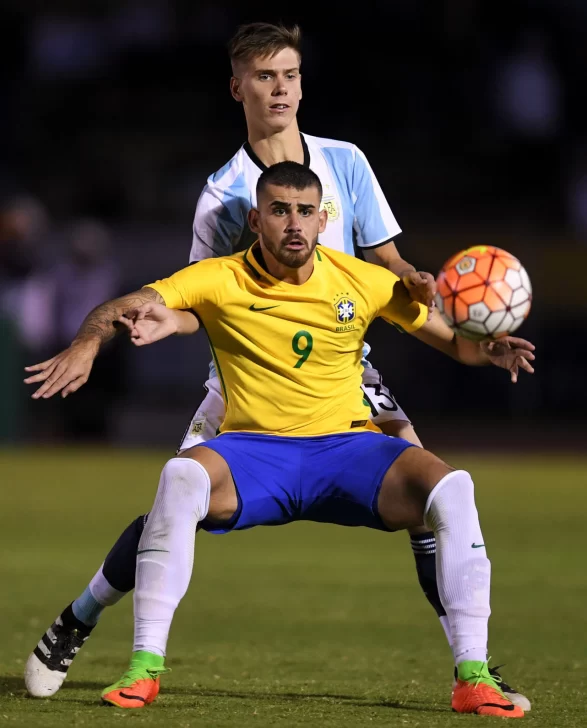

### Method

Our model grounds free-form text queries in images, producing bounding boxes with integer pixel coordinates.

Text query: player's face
[250,184,327,269]
[231,48,302,133]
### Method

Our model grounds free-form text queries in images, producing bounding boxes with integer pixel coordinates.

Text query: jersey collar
[243,133,310,172]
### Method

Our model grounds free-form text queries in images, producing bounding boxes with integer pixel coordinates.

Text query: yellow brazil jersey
[146,244,427,437]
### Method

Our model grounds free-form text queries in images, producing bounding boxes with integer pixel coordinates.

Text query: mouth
[283,237,306,250]
[270,103,290,114]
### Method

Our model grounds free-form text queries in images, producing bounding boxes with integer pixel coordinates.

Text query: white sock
[439,615,453,653]
[133,458,210,657]
[424,470,490,665]
[89,565,126,606]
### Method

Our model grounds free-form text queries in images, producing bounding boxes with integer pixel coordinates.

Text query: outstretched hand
[24,340,99,399]
[480,336,536,383]
[117,302,180,346]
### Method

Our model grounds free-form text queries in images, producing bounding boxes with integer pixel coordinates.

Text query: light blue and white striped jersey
[190,133,401,262]
[190,132,402,373]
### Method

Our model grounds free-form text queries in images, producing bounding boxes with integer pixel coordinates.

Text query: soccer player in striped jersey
[23,23,529,710]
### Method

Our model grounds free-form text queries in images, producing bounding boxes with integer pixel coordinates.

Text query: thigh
[361,367,411,426]
[194,433,301,534]
[179,442,239,524]
[376,447,454,531]
[301,432,415,531]
[177,377,225,453]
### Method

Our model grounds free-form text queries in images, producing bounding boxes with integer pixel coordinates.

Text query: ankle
[130,650,165,670]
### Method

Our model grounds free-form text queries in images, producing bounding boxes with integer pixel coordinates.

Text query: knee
[424,470,475,530]
[159,457,211,522]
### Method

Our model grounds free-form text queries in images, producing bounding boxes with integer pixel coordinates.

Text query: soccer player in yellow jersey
[25,163,535,717]
[23,23,529,711]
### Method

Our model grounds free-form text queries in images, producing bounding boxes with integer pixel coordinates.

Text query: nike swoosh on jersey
[249,304,280,311]
[471,543,485,548]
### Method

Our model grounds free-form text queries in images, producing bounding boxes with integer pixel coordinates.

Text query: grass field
[0,448,585,727]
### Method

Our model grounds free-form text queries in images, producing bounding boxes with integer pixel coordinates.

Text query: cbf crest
[335,296,356,324]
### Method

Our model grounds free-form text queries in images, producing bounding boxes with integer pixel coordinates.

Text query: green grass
[0,448,585,727]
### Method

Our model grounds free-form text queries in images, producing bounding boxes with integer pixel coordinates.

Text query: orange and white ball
[436,245,532,340]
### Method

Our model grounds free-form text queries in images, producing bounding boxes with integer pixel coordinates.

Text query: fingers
[517,355,535,374]
[61,375,88,398]
[116,315,135,331]
[510,354,535,383]
[31,366,74,399]
[134,303,154,320]
[29,358,91,399]
[502,336,535,351]
[24,360,59,384]
[512,347,536,363]
[418,274,437,308]
[24,356,57,373]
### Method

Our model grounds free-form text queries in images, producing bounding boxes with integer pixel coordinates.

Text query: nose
[272,76,287,96]
[286,212,302,231]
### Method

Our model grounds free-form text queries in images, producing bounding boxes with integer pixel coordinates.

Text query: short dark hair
[257,162,322,201]
[228,23,302,71]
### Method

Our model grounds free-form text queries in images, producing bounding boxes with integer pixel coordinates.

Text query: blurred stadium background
[1,0,586,448]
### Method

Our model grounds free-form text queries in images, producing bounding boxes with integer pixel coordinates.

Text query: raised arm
[350,145,436,313]
[363,242,436,313]
[24,287,164,399]
[410,308,536,383]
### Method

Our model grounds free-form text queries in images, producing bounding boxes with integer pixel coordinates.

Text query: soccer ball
[435,245,532,341]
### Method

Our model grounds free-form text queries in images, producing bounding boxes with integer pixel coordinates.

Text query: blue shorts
[198,432,414,534]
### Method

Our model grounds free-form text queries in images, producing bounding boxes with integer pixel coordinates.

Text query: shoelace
[115,664,170,688]
[489,665,515,693]
[469,658,505,696]
[47,626,86,668]
[62,629,86,653]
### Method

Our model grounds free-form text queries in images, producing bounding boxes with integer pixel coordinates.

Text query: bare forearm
[412,309,490,365]
[363,245,415,276]
[174,310,200,335]
[384,256,416,278]
[452,337,491,366]
[73,287,164,350]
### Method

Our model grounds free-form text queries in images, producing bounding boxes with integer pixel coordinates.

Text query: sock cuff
[90,564,127,606]
[410,531,436,555]
[423,469,473,527]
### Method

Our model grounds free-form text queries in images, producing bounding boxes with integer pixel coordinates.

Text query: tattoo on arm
[74,287,165,347]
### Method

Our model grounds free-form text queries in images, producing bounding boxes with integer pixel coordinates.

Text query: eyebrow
[270,201,316,211]
[256,67,300,75]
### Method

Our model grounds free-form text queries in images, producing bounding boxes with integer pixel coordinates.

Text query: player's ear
[318,208,328,232]
[230,77,242,102]
[248,207,261,233]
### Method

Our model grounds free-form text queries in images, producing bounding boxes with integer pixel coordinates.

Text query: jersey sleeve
[145,259,219,311]
[352,146,402,249]
[369,265,428,333]
[189,180,247,263]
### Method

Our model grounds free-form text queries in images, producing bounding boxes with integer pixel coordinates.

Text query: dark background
[1,0,585,449]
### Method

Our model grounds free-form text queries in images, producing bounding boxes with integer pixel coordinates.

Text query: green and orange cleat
[101,651,169,709]
[452,660,525,718]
